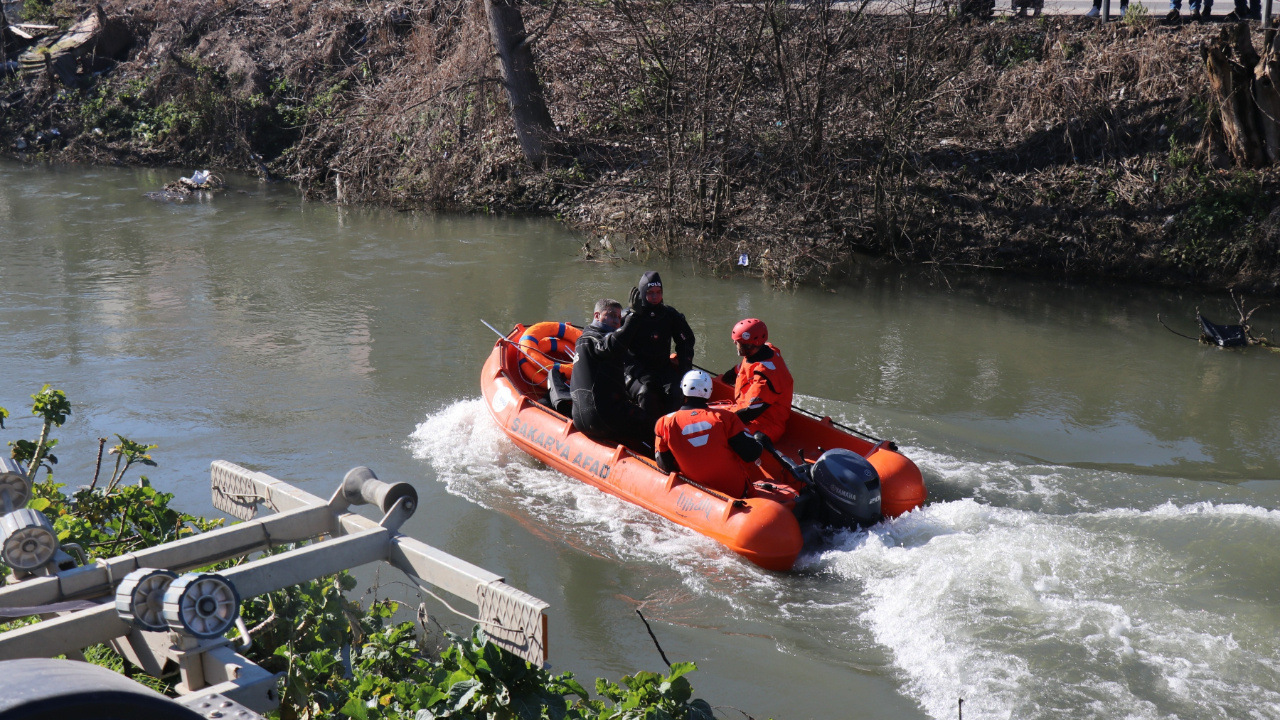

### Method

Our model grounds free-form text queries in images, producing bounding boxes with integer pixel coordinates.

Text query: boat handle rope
[678,475,747,508]
[416,583,536,643]
[616,444,747,507]
[790,406,890,447]
[692,363,892,447]
[481,319,579,365]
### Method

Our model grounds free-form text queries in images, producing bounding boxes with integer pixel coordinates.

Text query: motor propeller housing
[808,449,882,529]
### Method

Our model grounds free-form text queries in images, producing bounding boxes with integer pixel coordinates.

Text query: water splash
[809,500,1280,720]
[409,398,1280,720]
[407,399,777,593]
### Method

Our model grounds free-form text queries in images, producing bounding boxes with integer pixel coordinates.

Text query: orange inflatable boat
[481,323,926,571]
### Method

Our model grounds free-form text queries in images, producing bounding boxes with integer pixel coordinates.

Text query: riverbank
[3,0,1278,293]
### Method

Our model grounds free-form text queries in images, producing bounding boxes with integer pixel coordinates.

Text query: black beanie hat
[640,270,662,289]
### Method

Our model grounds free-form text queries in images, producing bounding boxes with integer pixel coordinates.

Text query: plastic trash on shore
[181,169,212,186]
[738,253,750,267]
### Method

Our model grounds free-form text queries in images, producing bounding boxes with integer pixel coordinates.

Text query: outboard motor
[808,449,882,529]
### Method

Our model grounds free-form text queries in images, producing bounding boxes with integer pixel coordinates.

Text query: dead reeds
[5,0,1278,291]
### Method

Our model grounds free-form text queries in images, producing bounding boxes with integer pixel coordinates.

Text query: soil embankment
[3,0,1278,293]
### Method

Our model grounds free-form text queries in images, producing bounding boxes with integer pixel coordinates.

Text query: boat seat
[547,366,573,415]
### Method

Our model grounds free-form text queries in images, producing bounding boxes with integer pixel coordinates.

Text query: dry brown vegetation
[2,0,1278,292]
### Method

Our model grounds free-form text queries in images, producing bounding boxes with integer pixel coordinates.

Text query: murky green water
[2,159,1279,720]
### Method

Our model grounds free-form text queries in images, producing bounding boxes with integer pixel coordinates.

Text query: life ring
[517,322,581,386]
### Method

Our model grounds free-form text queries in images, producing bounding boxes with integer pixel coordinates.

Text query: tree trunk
[1254,26,1280,158]
[1202,23,1280,167]
[484,0,557,167]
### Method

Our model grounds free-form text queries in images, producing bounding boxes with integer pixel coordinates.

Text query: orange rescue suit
[654,407,753,498]
[730,342,794,442]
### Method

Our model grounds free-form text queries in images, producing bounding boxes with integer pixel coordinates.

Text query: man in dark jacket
[571,289,653,450]
[623,271,696,419]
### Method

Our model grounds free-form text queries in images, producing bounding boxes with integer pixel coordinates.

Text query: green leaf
[413,685,448,709]
[665,662,696,681]
[448,679,480,711]
[661,676,692,705]
[510,693,546,720]
[687,698,715,720]
[340,696,371,720]
[561,676,590,699]
[30,386,71,427]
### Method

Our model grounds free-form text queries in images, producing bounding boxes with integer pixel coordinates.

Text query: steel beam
[0,462,550,666]
[0,502,333,608]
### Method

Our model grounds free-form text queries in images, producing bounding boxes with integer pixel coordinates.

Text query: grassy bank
[3,0,1278,293]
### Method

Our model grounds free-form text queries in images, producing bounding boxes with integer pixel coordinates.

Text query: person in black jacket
[622,271,696,420]
[570,289,653,450]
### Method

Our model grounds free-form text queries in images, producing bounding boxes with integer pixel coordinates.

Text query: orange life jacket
[654,406,752,498]
[731,342,793,442]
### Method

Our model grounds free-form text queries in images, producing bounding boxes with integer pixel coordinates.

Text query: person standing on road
[1224,0,1259,20]
[655,370,763,498]
[1086,0,1129,18]
[1163,0,1213,22]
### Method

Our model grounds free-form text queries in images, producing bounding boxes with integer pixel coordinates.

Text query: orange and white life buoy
[517,322,581,386]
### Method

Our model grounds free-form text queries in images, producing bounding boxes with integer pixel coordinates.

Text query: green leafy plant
[1122,1,1150,26]
[1,389,723,720]
[1167,135,1193,170]
[25,477,222,561]
[7,385,71,482]
[100,434,159,494]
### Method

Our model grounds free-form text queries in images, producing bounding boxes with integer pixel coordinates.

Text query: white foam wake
[809,499,1280,720]
[407,399,779,593]
[409,398,1280,720]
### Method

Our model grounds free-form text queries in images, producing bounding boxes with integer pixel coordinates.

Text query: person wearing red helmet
[720,318,794,442]
[655,370,763,498]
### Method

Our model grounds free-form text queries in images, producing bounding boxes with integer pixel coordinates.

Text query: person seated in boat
[655,370,763,498]
[570,290,654,450]
[719,318,794,443]
[622,270,696,421]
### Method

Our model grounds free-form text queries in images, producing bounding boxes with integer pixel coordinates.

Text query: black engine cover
[809,449,882,529]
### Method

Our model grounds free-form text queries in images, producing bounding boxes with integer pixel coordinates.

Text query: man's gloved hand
[629,286,644,313]
[720,367,737,385]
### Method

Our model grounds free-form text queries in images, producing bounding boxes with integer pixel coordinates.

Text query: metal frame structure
[0,461,549,719]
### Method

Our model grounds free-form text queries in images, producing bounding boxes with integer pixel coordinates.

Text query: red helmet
[731,318,768,348]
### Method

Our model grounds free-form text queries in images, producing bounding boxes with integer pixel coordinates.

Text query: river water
[2,159,1278,720]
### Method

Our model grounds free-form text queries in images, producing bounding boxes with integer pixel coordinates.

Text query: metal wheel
[115,569,178,632]
[162,573,240,639]
[0,509,58,571]
[0,464,31,512]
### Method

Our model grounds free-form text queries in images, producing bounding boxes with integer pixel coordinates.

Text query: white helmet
[679,369,713,399]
